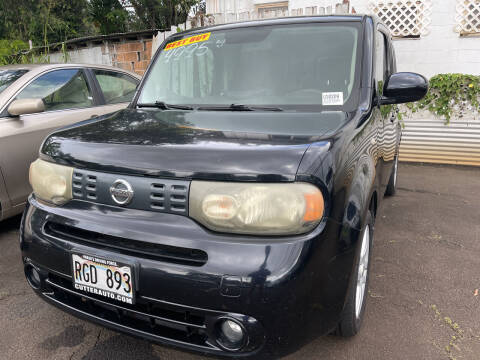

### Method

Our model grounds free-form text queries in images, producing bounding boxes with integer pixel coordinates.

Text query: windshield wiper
[137,101,194,110]
[197,104,283,112]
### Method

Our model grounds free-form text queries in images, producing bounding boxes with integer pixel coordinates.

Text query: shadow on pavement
[0,214,22,234]
[81,335,161,360]
[0,215,22,234]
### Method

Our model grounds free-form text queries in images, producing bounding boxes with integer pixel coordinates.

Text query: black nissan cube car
[21,15,427,358]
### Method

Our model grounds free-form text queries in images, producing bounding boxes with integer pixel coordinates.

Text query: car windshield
[0,69,29,95]
[138,23,361,111]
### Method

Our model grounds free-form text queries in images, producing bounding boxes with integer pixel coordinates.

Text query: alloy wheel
[393,156,398,188]
[355,225,370,319]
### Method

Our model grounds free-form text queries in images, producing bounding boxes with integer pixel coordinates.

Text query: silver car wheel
[355,225,370,319]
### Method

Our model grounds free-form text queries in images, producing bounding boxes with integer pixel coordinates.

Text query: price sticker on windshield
[164,32,211,51]
[322,92,344,106]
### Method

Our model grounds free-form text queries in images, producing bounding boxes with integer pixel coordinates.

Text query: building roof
[32,29,166,53]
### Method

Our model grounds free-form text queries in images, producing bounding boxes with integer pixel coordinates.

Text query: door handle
[90,115,99,119]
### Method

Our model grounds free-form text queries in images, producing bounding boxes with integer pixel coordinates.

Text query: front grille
[44,222,208,267]
[73,172,97,200]
[150,182,188,213]
[44,273,219,351]
[72,169,190,216]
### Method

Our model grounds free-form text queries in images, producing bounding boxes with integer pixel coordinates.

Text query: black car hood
[41,109,346,181]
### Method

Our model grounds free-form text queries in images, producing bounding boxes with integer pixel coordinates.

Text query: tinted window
[94,70,138,104]
[16,69,93,112]
[0,70,29,95]
[375,31,388,95]
[139,23,361,110]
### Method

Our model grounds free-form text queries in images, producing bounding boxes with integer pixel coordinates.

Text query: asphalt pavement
[1,163,479,360]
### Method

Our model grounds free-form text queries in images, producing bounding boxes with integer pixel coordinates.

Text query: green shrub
[408,74,480,124]
[0,39,29,65]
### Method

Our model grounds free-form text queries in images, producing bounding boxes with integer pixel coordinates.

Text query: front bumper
[21,196,359,358]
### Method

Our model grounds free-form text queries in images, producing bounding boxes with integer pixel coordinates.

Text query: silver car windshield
[138,23,361,110]
[0,70,29,95]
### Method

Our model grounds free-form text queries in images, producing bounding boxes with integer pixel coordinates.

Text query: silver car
[0,64,141,221]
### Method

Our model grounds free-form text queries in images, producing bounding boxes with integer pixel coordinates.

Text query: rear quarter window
[93,70,138,104]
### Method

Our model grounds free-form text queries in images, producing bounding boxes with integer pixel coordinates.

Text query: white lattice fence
[455,0,480,35]
[368,0,432,38]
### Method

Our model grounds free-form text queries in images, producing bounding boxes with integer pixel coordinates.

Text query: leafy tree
[0,0,203,63]
[129,0,200,30]
[0,0,93,47]
[32,0,94,45]
[0,40,29,65]
[89,0,130,34]
[0,0,38,41]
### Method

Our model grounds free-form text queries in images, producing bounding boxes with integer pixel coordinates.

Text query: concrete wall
[49,38,154,76]
[49,47,112,66]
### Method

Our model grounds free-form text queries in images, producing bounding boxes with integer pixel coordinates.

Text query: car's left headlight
[29,159,73,205]
[189,181,324,235]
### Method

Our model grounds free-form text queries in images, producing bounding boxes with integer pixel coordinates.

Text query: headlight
[29,159,73,205]
[189,181,324,235]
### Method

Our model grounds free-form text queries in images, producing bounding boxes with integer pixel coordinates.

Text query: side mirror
[379,72,428,105]
[8,98,45,116]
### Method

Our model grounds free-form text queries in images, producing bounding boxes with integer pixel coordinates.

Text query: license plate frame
[71,253,135,305]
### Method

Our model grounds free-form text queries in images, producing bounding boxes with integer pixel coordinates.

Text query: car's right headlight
[189,181,324,236]
[29,159,73,205]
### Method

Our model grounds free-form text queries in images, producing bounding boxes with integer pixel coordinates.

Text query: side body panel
[0,167,12,220]
[0,65,140,220]
[0,104,127,207]
[295,16,384,334]
[376,24,401,193]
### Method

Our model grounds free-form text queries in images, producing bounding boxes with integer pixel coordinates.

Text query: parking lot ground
[1,163,480,360]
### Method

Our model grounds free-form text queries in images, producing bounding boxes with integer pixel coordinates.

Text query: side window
[375,31,388,96]
[16,69,93,112]
[93,70,138,104]
[388,42,396,74]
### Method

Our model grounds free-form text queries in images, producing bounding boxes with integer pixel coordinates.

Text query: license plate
[72,253,134,304]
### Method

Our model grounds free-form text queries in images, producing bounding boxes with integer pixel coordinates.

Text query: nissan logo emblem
[110,179,134,205]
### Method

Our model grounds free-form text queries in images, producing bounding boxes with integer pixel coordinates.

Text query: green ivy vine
[406,74,480,124]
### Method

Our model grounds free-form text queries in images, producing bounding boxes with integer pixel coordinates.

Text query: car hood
[41,108,346,181]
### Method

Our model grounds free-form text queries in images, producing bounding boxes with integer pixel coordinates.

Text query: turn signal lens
[303,192,324,222]
[190,181,324,235]
[29,159,73,205]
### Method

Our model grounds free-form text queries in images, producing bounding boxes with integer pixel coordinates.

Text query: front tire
[385,154,398,196]
[336,210,374,337]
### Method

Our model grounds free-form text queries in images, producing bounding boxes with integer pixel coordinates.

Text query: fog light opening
[25,264,42,289]
[216,318,247,351]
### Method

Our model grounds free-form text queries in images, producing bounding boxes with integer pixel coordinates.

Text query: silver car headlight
[29,159,73,205]
[189,181,324,235]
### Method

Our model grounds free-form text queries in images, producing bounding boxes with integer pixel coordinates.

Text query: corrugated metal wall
[399,115,480,166]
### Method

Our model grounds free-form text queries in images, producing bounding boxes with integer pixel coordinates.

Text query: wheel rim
[393,156,398,188]
[355,225,370,319]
